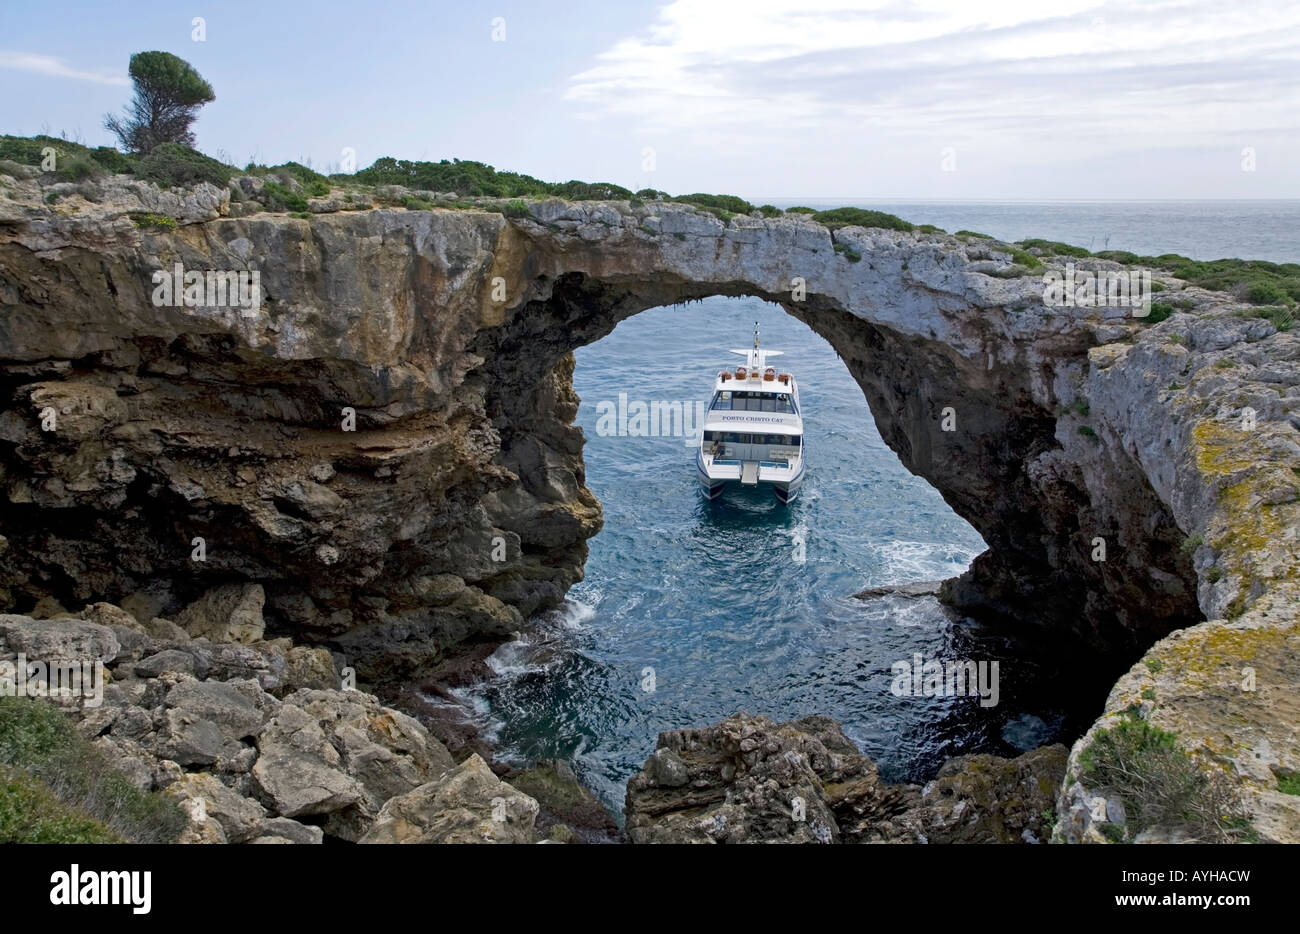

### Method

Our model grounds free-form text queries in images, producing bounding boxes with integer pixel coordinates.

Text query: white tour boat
[697,324,805,504]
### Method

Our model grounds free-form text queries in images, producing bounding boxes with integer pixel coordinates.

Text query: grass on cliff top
[1079,713,1251,843]
[2,131,1297,300]
[0,695,186,843]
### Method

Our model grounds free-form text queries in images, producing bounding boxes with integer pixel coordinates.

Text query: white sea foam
[871,539,981,582]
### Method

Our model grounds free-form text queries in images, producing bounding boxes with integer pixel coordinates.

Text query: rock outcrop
[1,169,1297,839]
[0,605,543,843]
[624,713,1066,843]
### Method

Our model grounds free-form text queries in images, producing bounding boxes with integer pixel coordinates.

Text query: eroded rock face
[624,713,1066,844]
[1,172,1297,838]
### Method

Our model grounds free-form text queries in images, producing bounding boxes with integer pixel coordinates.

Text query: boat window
[760,396,778,412]
[710,391,732,411]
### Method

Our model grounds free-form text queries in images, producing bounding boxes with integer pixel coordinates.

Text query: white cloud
[0,51,128,85]
[565,0,1300,159]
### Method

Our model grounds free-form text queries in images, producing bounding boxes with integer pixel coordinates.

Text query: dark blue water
[462,296,1101,817]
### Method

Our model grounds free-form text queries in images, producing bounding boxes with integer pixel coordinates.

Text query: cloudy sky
[2,0,1298,199]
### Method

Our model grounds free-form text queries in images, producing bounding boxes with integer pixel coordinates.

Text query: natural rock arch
[0,192,1279,677]
[3,182,1298,837]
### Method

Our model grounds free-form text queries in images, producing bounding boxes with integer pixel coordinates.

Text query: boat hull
[698,454,803,504]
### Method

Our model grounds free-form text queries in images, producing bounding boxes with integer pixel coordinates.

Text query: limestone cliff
[0,170,1296,839]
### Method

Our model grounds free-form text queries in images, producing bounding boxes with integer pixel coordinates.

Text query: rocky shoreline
[0,598,1070,844]
[1,165,1297,842]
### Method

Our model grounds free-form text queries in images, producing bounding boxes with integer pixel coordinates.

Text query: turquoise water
[463,297,1106,816]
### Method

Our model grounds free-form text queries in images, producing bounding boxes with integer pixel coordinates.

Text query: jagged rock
[358,754,538,844]
[165,772,267,843]
[0,615,119,663]
[282,645,338,691]
[909,745,1067,844]
[257,817,323,844]
[626,714,1067,844]
[251,702,364,818]
[175,584,266,644]
[280,688,455,840]
[144,618,189,641]
[134,649,197,678]
[507,758,621,844]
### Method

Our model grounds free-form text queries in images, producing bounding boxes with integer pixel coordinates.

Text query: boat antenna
[753,321,760,349]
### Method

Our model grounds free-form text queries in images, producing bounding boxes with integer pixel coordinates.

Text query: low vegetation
[1080,713,1250,842]
[2,131,1296,317]
[0,696,186,844]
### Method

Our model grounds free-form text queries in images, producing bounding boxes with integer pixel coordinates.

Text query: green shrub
[554,180,633,200]
[757,204,781,217]
[0,696,186,843]
[501,198,530,218]
[1080,715,1249,842]
[130,212,178,231]
[261,180,309,212]
[53,156,102,182]
[1019,238,1091,258]
[1006,247,1043,270]
[1246,281,1286,305]
[1078,425,1098,440]
[0,767,122,843]
[635,188,667,200]
[812,207,912,232]
[833,241,862,262]
[916,223,946,234]
[785,206,817,214]
[955,229,994,239]
[1146,302,1174,323]
[628,196,644,208]
[671,192,754,214]
[1243,305,1294,331]
[135,142,233,189]
[89,146,135,173]
[270,161,330,197]
[400,196,434,211]
[1278,774,1300,796]
[1180,534,1203,557]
